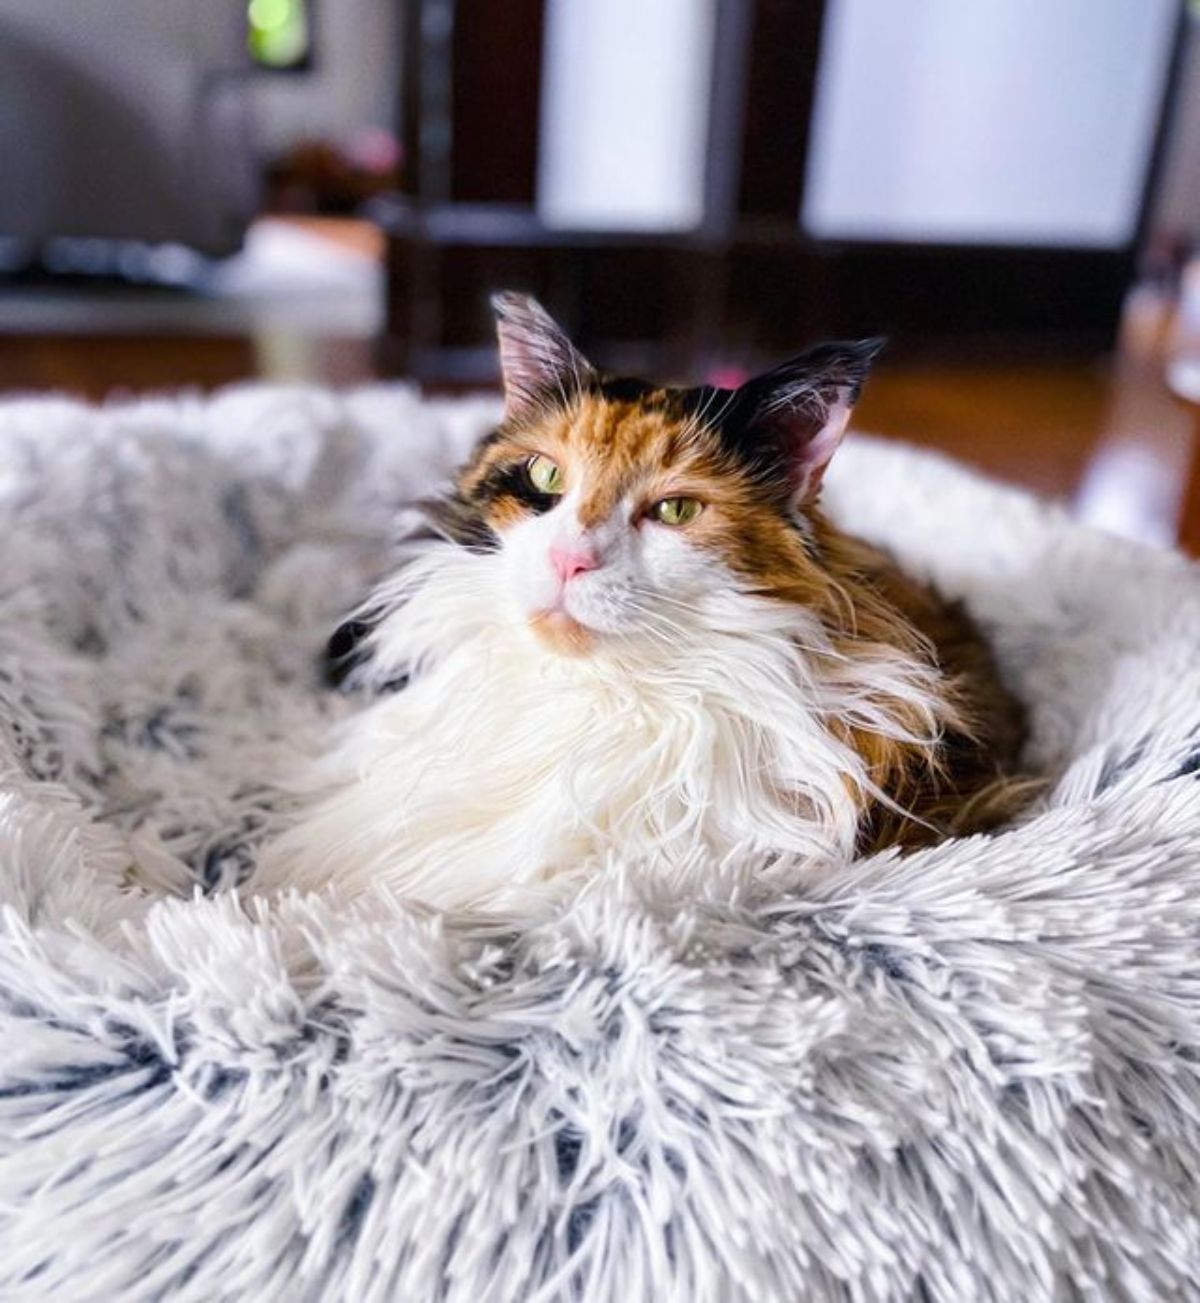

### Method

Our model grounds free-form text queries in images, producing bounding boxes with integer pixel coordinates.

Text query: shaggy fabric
[1,385,1200,1303]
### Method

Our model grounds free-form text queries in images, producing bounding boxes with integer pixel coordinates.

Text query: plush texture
[1,384,1200,1302]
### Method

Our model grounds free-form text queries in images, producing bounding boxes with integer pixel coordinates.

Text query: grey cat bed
[1,386,1199,1302]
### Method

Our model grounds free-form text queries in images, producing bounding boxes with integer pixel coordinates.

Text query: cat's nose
[550,545,599,583]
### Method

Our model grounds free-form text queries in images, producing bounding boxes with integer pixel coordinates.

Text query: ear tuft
[730,337,884,505]
[491,292,594,422]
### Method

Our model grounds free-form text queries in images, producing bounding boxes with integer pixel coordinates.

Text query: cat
[257,293,1025,910]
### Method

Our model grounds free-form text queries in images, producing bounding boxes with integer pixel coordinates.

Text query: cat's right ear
[491,292,594,422]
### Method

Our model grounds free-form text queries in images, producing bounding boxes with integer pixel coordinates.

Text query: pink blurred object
[345,127,403,176]
[705,365,750,389]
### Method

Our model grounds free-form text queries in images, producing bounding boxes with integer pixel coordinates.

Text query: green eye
[526,454,565,495]
[652,496,703,526]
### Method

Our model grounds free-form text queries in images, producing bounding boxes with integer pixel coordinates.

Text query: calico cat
[258,293,1024,909]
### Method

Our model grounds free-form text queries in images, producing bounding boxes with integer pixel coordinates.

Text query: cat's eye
[526,454,565,496]
[652,496,703,527]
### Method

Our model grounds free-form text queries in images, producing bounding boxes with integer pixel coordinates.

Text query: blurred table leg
[1072,283,1195,548]
[1176,406,1200,554]
[1166,260,1200,556]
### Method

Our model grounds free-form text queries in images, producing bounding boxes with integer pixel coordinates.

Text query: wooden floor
[1,281,1198,550]
[0,335,261,401]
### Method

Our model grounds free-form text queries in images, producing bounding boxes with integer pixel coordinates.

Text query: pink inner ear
[493,294,593,423]
[497,329,547,422]
[791,393,853,501]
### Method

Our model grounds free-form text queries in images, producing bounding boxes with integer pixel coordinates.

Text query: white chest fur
[259,547,935,909]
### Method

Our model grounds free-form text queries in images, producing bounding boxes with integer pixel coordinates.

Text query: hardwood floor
[854,360,1112,499]
[0,334,259,402]
[1,271,1197,549]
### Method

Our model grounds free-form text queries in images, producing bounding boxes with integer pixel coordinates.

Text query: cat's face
[450,294,879,656]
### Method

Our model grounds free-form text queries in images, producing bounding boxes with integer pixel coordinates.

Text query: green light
[248,0,309,68]
[249,0,290,31]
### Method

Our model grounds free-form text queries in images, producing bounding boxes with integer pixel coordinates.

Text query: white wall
[537,0,717,231]
[803,0,1179,247]
[0,0,257,251]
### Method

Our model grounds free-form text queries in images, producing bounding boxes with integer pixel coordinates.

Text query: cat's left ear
[730,339,883,505]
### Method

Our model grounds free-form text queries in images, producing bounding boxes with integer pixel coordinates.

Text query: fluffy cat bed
[2,385,1200,1302]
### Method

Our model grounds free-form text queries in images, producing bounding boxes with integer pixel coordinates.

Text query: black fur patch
[324,617,378,688]
[419,492,500,552]
[712,339,885,482]
[591,374,661,406]
[470,460,559,516]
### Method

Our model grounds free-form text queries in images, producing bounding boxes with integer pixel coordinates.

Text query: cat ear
[731,339,883,505]
[491,292,594,422]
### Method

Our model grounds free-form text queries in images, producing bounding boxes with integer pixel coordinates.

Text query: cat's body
[258,296,1024,909]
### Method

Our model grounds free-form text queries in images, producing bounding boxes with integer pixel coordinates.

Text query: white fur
[257,520,946,909]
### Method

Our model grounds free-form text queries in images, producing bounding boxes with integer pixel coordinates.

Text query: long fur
[256,538,960,908]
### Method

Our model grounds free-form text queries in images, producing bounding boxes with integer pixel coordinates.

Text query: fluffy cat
[257,293,1024,909]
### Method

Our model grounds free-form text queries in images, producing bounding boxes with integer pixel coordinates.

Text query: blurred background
[2,0,1200,545]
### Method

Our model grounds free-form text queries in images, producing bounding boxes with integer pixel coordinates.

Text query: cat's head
[448,292,881,656]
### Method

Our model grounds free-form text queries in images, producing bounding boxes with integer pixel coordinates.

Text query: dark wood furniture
[381,0,1188,382]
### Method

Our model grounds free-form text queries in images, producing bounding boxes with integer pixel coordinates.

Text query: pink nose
[550,545,599,583]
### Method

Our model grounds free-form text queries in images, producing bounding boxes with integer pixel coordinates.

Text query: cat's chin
[528,609,595,657]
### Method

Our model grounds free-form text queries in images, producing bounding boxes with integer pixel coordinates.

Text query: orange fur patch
[529,610,594,656]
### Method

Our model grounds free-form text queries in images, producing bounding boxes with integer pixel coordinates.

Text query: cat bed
[2,384,1200,1302]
